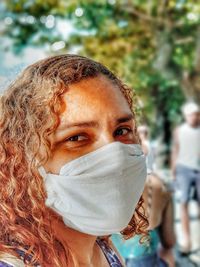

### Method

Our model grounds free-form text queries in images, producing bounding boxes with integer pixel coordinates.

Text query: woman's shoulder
[144,174,171,208]
[148,175,171,195]
[0,252,25,267]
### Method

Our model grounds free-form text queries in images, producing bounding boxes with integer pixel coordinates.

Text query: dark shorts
[175,164,200,204]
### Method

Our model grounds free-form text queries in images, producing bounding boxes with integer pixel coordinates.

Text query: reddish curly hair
[0,54,148,266]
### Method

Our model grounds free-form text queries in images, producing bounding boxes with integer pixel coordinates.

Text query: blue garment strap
[0,261,13,267]
[96,238,123,267]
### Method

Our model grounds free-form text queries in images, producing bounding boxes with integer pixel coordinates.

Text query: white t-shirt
[176,123,200,170]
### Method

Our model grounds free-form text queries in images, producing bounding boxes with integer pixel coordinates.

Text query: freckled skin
[44,74,138,174]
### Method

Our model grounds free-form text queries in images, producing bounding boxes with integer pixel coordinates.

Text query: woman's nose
[97,132,115,148]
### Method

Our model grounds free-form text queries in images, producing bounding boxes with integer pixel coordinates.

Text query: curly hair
[0,54,148,266]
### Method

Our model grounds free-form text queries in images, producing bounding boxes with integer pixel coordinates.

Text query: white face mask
[39,142,147,236]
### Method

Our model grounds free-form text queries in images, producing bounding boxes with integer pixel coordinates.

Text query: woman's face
[44,75,138,174]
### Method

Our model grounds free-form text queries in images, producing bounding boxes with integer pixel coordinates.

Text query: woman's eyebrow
[58,114,134,132]
[116,114,134,124]
[58,121,99,131]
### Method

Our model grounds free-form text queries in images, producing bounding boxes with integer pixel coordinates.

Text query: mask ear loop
[38,166,47,180]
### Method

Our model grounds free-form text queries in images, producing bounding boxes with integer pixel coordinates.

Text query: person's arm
[158,246,175,267]
[158,197,176,267]
[170,127,179,179]
[159,197,176,249]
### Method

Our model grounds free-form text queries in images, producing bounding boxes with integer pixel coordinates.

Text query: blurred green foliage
[1,0,200,150]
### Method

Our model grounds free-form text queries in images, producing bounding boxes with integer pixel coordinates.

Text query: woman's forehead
[62,76,129,107]
[58,75,133,128]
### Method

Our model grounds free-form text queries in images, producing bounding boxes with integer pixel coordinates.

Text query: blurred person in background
[137,125,155,173]
[0,54,148,267]
[112,125,176,267]
[171,102,200,254]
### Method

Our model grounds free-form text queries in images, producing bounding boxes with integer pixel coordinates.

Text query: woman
[0,55,148,267]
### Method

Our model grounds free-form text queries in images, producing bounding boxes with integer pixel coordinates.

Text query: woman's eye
[114,128,132,136]
[67,135,88,142]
